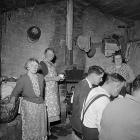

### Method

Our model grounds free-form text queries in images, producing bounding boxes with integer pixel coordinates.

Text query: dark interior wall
[82,6,126,40]
[82,6,126,72]
[82,6,140,74]
[1,1,140,77]
[1,1,85,77]
[0,15,2,76]
[133,21,140,39]
[1,3,57,77]
[128,20,140,76]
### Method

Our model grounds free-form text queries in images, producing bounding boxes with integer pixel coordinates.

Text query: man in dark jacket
[71,65,104,140]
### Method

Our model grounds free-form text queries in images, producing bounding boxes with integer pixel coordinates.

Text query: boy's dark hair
[106,73,126,83]
[132,75,140,91]
[88,65,104,75]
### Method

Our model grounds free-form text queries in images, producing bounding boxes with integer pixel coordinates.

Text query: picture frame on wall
[104,39,121,57]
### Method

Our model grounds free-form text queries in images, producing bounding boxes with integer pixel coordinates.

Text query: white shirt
[70,91,75,103]
[86,78,92,88]
[81,86,110,131]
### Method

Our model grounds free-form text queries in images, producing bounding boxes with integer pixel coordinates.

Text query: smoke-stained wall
[1,1,84,77]
[1,2,140,77]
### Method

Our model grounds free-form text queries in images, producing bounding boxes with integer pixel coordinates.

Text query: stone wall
[82,6,126,72]
[1,2,140,77]
[1,1,84,77]
[1,3,56,77]
[127,20,140,76]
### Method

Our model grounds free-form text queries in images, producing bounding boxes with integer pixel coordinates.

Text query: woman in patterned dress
[106,51,135,96]
[39,48,64,138]
[8,58,47,140]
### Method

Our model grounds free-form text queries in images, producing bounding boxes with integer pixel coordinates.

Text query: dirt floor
[58,135,72,140]
[0,115,74,140]
[51,120,73,140]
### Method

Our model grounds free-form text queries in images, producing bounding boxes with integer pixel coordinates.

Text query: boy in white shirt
[81,73,126,140]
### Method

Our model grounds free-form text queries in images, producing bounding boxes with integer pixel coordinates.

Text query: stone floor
[57,135,72,140]
[0,115,22,140]
[0,115,73,140]
[50,120,73,140]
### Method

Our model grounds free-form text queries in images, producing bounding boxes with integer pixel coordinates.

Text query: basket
[0,97,20,123]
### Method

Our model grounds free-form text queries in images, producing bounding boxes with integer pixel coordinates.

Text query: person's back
[71,65,104,139]
[100,93,140,140]
[81,73,126,140]
[71,79,91,132]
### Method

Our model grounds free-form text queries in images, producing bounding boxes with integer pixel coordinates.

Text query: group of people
[71,51,140,140]
[8,48,64,140]
[7,47,140,140]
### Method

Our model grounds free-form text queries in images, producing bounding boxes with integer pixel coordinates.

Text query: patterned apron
[21,99,47,140]
[44,61,60,122]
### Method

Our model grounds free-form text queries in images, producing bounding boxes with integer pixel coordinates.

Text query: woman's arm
[127,65,135,83]
[39,61,48,76]
[44,75,61,82]
[40,61,64,82]
[10,77,23,103]
[7,77,23,110]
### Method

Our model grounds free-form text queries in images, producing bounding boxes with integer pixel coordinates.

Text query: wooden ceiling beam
[100,6,123,14]
[76,0,90,6]
[0,0,140,20]
[124,13,140,20]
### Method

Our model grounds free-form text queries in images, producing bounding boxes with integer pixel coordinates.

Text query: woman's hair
[88,65,104,75]
[44,48,56,63]
[44,48,55,55]
[112,50,126,63]
[24,58,39,70]
[132,75,140,92]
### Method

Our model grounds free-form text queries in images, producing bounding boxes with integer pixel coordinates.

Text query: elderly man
[99,75,140,140]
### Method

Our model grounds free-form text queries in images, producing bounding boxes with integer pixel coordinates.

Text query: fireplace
[59,66,85,122]
[64,66,85,83]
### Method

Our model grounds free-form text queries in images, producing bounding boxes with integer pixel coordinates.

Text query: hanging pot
[27,26,41,42]
[86,42,96,58]
[77,35,90,52]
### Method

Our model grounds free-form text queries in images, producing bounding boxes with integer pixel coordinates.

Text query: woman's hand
[58,74,65,81]
[45,76,61,82]
[44,75,65,82]
[55,76,62,81]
